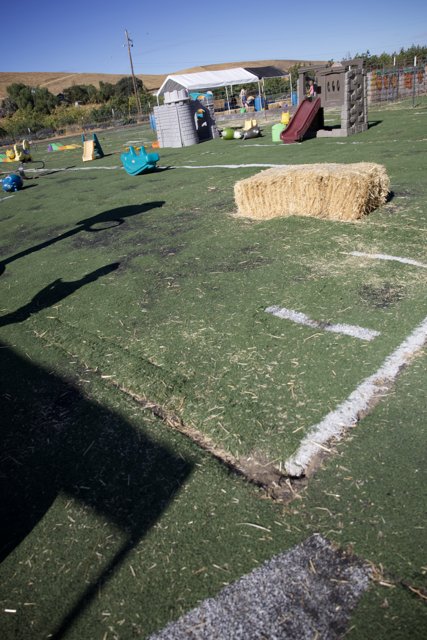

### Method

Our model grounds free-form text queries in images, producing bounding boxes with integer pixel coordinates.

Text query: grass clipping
[234,163,390,221]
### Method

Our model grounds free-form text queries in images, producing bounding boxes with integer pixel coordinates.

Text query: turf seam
[35,316,426,502]
[35,329,296,500]
[110,380,297,501]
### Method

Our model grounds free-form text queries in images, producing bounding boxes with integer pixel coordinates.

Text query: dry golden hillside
[0,58,326,100]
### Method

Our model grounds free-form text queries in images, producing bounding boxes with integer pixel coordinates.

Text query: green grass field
[1,99,426,638]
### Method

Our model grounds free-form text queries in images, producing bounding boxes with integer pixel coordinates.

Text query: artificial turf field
[0,99,426,638]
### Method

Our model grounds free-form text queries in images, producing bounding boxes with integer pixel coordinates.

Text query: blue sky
[2,0,426,75]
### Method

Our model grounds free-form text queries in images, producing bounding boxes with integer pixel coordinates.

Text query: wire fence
[367,60,427,104]
[1,61,427,146]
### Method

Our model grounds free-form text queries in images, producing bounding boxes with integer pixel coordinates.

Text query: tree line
[1,45,425,140]
[352,44,427,69]
[0,76,155,139]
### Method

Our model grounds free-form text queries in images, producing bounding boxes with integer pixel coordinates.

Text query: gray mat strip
[149,534,371,640]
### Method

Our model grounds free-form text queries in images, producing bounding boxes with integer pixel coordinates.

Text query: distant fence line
[1,63,426,145]
[367,64,427,103]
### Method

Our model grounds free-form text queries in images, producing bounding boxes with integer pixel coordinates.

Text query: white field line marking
[345,251,427,269]
[241,144,286,147]
[24,163,285,174]
[63,166,120,171]
[23,166,121,173]
[284,314,427,477]
[265,306,380,341]
[172,163,285,169]
[0,195,14,202]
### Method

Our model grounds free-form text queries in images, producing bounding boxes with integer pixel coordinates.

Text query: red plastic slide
[280,97,322,143]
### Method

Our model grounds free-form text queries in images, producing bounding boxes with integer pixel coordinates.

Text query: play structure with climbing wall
[295,59,368,140]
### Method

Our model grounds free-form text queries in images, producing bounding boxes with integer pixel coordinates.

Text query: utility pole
[125,29,142,117]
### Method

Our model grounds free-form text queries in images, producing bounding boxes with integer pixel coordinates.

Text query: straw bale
[234,163,390,221]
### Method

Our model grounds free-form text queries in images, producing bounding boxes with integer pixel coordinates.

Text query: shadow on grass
[0,201,165,275]
[0,341,193,637]
[368,120,382,128]
[0,262,119,327]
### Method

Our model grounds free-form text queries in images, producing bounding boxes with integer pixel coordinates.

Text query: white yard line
[265,306,380,341]
[284,314,427,477]
[344,251,427,269]
[22,166,121,173]
[65,166,121,171]
[21,163,285,174]
[0,195,14,202]
[172,163,285,169]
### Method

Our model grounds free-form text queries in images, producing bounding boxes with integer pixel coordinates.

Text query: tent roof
[156,67,260,96]
[245,65,289,79]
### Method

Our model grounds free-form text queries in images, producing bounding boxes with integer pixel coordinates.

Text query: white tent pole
[225,85,231,113]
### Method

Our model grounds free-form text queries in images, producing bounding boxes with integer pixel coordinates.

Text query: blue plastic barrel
[254,96,266,111]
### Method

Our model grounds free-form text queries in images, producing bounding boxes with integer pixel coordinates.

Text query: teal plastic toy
[120,146,159,176]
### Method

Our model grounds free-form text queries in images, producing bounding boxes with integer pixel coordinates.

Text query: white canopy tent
[155,67,262,112]
[156,67,260,94]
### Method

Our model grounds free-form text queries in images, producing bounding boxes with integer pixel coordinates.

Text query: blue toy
[120,146,159,176]
[2,173,23,192]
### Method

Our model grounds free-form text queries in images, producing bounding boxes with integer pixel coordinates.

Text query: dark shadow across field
[0,342,193,638]
[0,201,165,275]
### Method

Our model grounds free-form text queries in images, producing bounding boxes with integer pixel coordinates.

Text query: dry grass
[0,71,164,100]
[234,163,390,221]
[0,58,327,100]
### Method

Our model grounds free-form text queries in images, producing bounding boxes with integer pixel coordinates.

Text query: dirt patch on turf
[70,208,199,252]
[71,228,122,249]
[54,177,75,185]
[208,255,272,273]
[359,282,405,308]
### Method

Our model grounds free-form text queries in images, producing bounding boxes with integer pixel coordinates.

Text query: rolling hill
[0,58,327,100]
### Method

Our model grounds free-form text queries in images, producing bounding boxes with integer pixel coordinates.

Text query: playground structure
[275,59,369,144]
[0,140,31,163]
[48,142,80,152]
[153,89,220,148]
[221,120,261,141]
[243,119,257,131]
[1,173,24,192]
[295,59,368,140]
[280,98,324,143]
[120,146,159,176]
[82,133,104,162]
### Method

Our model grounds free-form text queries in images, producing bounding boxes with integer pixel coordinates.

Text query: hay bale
[234,163,390,221]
